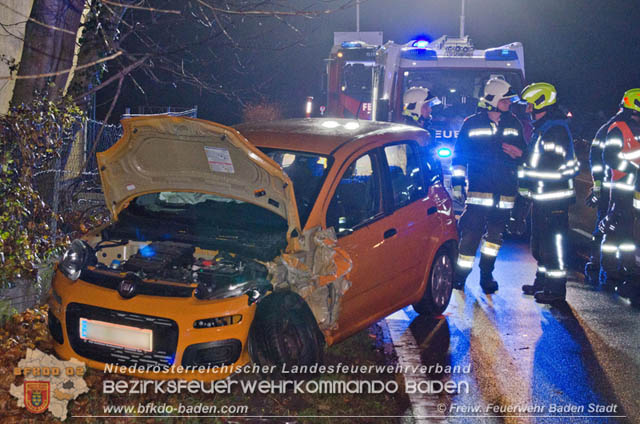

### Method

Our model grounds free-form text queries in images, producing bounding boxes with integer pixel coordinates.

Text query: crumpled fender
[264,227,352,331]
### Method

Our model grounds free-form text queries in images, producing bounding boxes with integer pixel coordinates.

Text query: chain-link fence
[2,108,198,315]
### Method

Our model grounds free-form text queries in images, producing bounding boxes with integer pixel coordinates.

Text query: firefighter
[519,82,579,304]
[402,87,441,135]
[452,78,526,294]
[583,108,623,284]
[599,88,640,293]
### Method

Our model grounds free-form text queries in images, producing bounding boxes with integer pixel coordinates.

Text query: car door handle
[384,228,397,239]
[427,206,437,215]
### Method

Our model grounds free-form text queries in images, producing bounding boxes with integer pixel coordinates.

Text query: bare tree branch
[101,0,181,15]
[0,51,123,80]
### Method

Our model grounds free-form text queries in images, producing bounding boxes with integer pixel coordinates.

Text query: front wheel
[248,291,324,366]
[413,248,454,316]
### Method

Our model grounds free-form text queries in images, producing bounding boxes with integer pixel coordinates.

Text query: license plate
[79,318,153,352]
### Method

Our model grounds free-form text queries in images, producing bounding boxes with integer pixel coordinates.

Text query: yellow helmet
[621,88,640,113]
[520,82,557,110]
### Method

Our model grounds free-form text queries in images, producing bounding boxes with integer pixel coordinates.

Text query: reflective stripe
[619,149,640,160]
[619,243,636,252]
[466,191,494,206]
[457,255,475,269]
[603,181,635,191]
[537,266,547,273]
[618,160,629,171]
[523,170,563,180]
[452,165,466,177]
[530,152,541,168]
[606,138,623,147]
[601,243,618,253]
[546,270,566,278]
[531,189,575,201]
[503,128,519,136]
[591,165,603,172]
[469,128,495,137]
[466,197,494,206]
[498,195,515,209]
[634,198,640,209]
[556,234,565,271]
[480,241,501,257]
[543,142,556,151]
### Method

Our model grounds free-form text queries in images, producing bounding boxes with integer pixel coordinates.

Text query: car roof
[235,118,427,156]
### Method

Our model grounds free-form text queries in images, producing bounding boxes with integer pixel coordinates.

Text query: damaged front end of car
[48,116,352,379]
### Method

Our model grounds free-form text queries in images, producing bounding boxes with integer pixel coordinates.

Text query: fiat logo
[118,279,137,299]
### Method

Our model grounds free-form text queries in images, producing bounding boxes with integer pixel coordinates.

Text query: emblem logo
[24,381,50,414]
[118,279,137,298]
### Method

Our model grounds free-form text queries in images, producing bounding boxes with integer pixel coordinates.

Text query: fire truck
[370,35,526,191]
[323,32,382,119]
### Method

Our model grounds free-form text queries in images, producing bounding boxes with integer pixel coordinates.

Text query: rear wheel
[413,248,454,316]
[248,291,324,366]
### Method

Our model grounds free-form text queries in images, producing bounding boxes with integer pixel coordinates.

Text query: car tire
[413,247,454,316]
[248,291,324,366]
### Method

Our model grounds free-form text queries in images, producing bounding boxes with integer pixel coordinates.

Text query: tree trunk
[11,0,86,105]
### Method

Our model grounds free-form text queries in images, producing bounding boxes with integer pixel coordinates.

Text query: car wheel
[248,291,324,366]
[413,248,454,316]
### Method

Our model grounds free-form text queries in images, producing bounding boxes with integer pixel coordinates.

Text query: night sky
[102,0,640,137]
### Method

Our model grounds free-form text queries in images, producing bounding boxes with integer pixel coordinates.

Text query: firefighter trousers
[455,204,510,282]
[589,186,611,264]
[600,194,636,284]
[531,201,569,296]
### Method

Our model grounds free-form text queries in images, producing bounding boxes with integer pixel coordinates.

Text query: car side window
[326,153,382,236]
[384,142,426,208]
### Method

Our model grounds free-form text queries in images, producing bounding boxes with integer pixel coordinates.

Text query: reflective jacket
[590,112,621,186]
[602,115,640,193]
[519,108,579,202]
[452,110,526,208]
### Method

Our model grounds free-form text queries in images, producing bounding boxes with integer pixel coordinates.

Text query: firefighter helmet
[402,87,441,121]
[520,82,557,110]
[621,88,640,113]
[481,78,519,109]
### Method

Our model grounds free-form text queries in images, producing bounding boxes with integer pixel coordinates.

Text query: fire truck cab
[371,35,527,187]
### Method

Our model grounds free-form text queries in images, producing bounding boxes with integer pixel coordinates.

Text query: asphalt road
[387,239,639,424]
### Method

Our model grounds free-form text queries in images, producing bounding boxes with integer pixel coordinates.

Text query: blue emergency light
[437,147,452,158]
[484,49,518,61]
[411,40,430,48]
[341,41,363,49]
[401,48,438,60]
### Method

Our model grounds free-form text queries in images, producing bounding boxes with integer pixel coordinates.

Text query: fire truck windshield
[342,62,373,98]
[402,68,524,119]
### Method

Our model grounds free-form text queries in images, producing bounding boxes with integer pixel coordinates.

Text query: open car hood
[97,116,301,236]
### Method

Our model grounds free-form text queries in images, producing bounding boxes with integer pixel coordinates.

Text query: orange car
[48,116,457,380]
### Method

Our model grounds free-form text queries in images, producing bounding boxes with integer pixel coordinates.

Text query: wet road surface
[386,239,638,424]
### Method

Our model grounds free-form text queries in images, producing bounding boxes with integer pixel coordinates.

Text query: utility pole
[459,0,466,38]
[356,0,360,33]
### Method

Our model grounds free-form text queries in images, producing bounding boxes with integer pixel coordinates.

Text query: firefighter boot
[480,271,499,295]
[534,281,566,305]
[522,272,545,296]
[453,270,467,291]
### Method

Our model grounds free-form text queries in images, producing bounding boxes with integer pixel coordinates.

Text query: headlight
[59,240,94,281]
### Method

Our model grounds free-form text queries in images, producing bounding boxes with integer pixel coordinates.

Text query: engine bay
[90,239,270,301]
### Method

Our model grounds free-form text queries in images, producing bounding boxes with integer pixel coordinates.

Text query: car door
[325,150,401,337]
[378,141,443,305]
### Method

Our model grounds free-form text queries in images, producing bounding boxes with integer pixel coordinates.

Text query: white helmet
[402,87,441,121]
[481,78,519,109]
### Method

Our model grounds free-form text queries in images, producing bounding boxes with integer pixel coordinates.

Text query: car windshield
[402,69,525,122]
[261,149,331,228]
